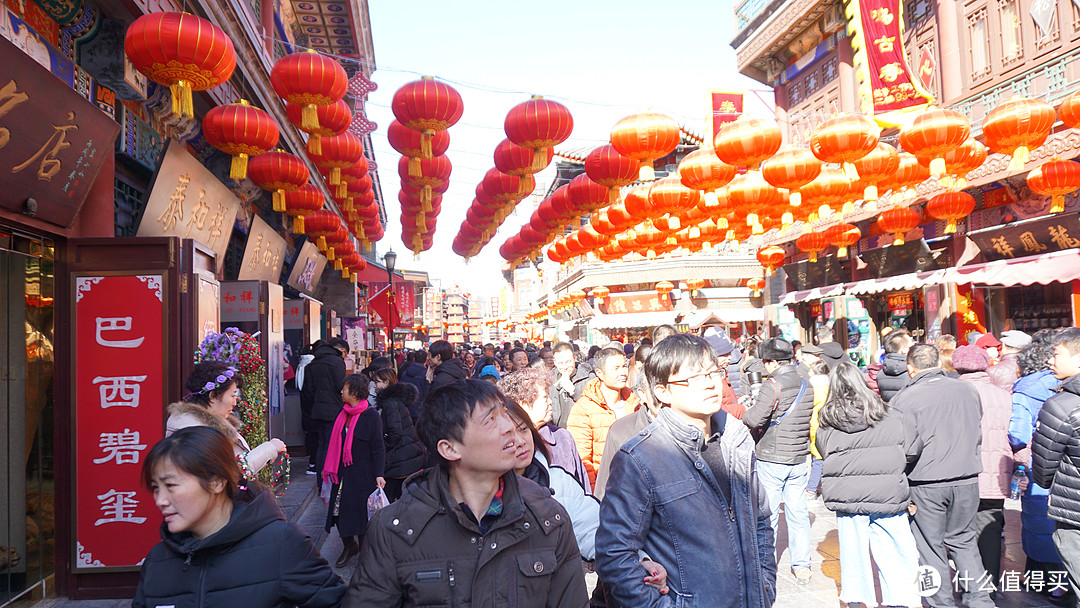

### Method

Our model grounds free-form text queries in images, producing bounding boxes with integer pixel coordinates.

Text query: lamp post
[384,249,397,371]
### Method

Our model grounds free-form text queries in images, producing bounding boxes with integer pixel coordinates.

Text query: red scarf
[322,400,368,485]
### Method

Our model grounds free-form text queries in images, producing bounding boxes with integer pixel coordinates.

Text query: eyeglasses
[666,369,723,387]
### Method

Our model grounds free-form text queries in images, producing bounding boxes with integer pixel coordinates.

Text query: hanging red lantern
[389,120,450,177]
[879,153,932,202]
[926,192,976,233]
[982,96,1056,170]
[392,77,464,157]
[124,12,236,118]
[504,95,573,170]
[286,99,351,155]
[271,50,348,131]
[201,100,279,180]
[336,158,371,199]
[283,184,323,234]
[1027,159,1080,213]
[714,116,783,169]
[585,144,640,190]
[304,210,343,250]
[801,166,854,216]
[825,222,861,257]
[494,139,553,176]
[899,108,970,177]
[938,139,987,190]
[248,149,309,212]
[591,285,611,300]
[809,113,880,181]
[796,230,830,262]
[568,174,613,213]
[756,245,785,275]
[762,147,822,207]
[678,148,736,209]
[649,175,702,228]
[1058,91,1080,128]
[727,172,781,234]
[877,207,922,245]
[310,132,363,187]
[685,278,706,292]
[610,111,681,181]
[481,168,534,206]
[851,143,899,201]
[747,277,766,295]
[655,280,675,296]
[399,155,452,211]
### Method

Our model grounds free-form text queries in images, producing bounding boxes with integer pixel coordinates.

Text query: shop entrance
[0,233,55,605]
[986,282,1075,335]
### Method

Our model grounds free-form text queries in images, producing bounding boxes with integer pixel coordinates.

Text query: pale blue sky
[364,0,773,297]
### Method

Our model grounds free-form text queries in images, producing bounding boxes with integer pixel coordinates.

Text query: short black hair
[884,329,911,354]
[594,347,626,372]
[367,356,392,371]
[539,347,553,358]
[640,337,653,347]
[413,350,428,364]
[1055,328,1080,356]
[329,337,350,354]
[430,340,454,362]
[907,343,939,371]
[343,373,369,400]
[644,334,719,389]
[552,341,573,356]
[509,347,527,361]
[417,379,505,463]
[652,324,679,344]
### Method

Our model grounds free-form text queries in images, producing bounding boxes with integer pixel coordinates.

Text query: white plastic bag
[367,487,390,519]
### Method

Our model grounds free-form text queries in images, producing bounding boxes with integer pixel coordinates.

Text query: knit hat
[952,345,990,372]
[975,333,1002,349]
[479,365,501,379]
[1000,330,1032,349]
[819,342,847,370]
[758,337,794,361]
[705,334,735,356]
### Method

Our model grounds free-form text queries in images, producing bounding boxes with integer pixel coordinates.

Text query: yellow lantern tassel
[1010,147,1030,170]
[843,162,860,182]
[717,217,728,229]
[421,186,432,209]
[639,161,655,181]
[273,190,285,212]
[329,167,341,186]
[408,156,422,177]
[945,219,958,234]
[668,216,681,231]
[893,234,906,246]
[307,134,322,155]
[689,227,701,239]
[956,177,968,190]
[838,246,848,257]
[929,157,946,177]
[421,131,434,158]
[810,252,818,263]
[752,222,764,235]
[171,80,194,118]
[301,104,320,131]
[351,272,358,282]
[341,266,349,278]
[782,212,793,229]
[532,149,549,173]
[789,191,802,207]
[704,190,719,209]
[332,255,341,268]
[294,215,305,234]
[230,154,248,180]
[317,236,327,249]
[864,185,878,201]
[1051,195,1065,213]
[336,182,347,198]
[939,174,954,190]
[842,201,854,214]
[746,213,758,226]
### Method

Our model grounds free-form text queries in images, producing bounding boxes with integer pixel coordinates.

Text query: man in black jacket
[891,344,994,608]
[399,350,430,417]
[873,328,914,402]
[1033,328,1080,597]
[742,336,815,584]
[429,340,469,392]
[299,337,348,480]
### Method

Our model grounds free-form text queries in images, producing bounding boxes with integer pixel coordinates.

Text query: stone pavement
[31,459,1071,607]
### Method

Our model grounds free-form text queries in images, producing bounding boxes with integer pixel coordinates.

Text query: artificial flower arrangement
[194,328,269,467]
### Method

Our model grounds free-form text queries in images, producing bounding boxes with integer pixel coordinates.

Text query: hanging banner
[73,273,165,571]
[367,281,415,328]
[846,0,934,120]
[708,91,744,139]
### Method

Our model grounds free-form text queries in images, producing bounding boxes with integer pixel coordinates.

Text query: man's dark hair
[539,346,553,359]
[819,361,887,429]
[343,373,369,400]
[502,341,512,350]
[412,350,428,364]
[652,324,680,345]
[552,341,573,356]
[509,347,526,359]
[907,343,939,371]
[594,346,626,373]
[634,344,653,365]
[430,340,453,362]
[884,329,911,354]
[1054,327,1080,357]
[640,337,653,347]
[1019,330,1058,376]
[792,340,803,350]
[587,345,601,359]
[417,379,505,463]
[644,334,719,389]
[329,337,350,354]
[367,356,392,373]
[483,343,495,352]
[543,341,551,348]
[405,351,414,364]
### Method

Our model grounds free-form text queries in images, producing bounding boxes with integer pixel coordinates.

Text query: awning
[943,249,1080,286]
[590,311,679,329]
[845,269,948,295]
[779,284,845,305]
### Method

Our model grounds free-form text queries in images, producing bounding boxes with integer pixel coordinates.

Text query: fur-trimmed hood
[165,401,240,441]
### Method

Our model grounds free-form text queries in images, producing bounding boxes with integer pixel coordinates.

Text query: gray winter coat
[877,353,910,403]
[742,364,815,465]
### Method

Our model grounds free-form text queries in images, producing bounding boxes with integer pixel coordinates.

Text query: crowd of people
[128,322,1080,608]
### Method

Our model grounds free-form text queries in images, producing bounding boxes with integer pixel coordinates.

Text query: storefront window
[1,236,55,604]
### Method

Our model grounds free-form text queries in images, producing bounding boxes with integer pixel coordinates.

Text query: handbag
[367,487,390,519]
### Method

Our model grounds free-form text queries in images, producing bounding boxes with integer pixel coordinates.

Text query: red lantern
[714,117,782,169]
[568,174,613,213]
[801,167,853,216]
[400,155,453,211]
[825,222,861,257]
[727,172,781,234]
[877,207,921,245]
[810,113,880,181]
[899,108,970,177]
[494,139,553,176]
[649,175,702,226]
[304,210,343,250]
[504,96,573,170]
[851,143,899,201]
[481,168,534,206]
[271,50,348,131]
[201,100,279,180]
[982,96,1056,170]
[389,120,450,178]
[939,139,987,190]
[796,230,829,262]
[1058,91,1080,128]
[310,132,363,186]
[756,245,785,275]
[610,112,681,181]
[286,99,351,155]
[747,277,766,295]
[762,147,822,207]
[248,150,309,212]
[655,280,675,296]
[124,12,236,118]
[591,285,610,300]
[1028,159,1080,213]
[678,148,736,208]
[880,153,932,202]
[585,144,640,190]
[392,77,464,157]
[926,192,976,233]
[283,185,323,234]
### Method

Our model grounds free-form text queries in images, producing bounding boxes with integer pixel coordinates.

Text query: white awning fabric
[779,284,845,305]
[844,269,949,295]
[943,249,1080,286]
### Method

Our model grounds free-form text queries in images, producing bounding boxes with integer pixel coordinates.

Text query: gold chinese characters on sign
[138,140,241,273]
[237,213,287,283]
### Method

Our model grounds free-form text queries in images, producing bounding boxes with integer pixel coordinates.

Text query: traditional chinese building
[0,0,387,601]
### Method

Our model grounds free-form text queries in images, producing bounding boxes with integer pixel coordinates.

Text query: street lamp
[384,249,397,370]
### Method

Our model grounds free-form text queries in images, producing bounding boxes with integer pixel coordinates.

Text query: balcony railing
[736,0,771,32]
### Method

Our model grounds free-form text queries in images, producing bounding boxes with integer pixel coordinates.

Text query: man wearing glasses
[596,334,776,608]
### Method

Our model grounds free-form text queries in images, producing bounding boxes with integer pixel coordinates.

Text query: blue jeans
[757,459,812,571]
[836,511,921,606]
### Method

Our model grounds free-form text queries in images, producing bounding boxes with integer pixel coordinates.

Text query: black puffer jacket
[816,407,922,514]
[300,344,345,422]
[133,489,345,608]
[1033,374,1080,527]
[877,353,910,403]
[742,364,815,465]
[429,358,469,392]
[376,383,427,478]
[399,362,430,412]
[727,349,745,396]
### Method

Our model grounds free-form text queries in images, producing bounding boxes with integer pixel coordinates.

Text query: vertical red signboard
[73,274,165,569]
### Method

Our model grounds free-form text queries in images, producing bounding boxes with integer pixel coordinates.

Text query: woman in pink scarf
[323,373,385,568]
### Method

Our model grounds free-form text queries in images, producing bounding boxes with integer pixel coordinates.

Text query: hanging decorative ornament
[877,207,922,245]
[1027,159,1080,213]
[761,147,821,207]
[714,116,783,170]
[310,132,363,186]
[304,210,343,250]
[1058,90,1080,128]
[824,222,861,257]
[201,100,279,180]
[283,184,324,234]
[756,245,786,275]
[609,111,681,181]
[796,230,830,262]
[286,99,351,155]
[590,285,610,300]
[649,174,702,229]
[568,174,613,213]
[926,192,976,233]
[124,12,236,118]
[248,149,309,212]
[809,113,881,181]
[898,108,970,177]
[504,96,573,171]
[938,139,987,190]
[585,144,640,191]
[982,96,1056,171]
[747,277,766,296]
[494,139,553,177]
[851,143,900,201]
[678,148,736,209]
[654,280,675,296]
[270,50,348,131]
[879,153,932,202]
[388,120,450,178]
[392,77,464,157]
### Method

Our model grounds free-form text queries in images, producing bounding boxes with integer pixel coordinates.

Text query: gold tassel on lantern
[532,148,549,173]
[945,220,959,234]
[336,182,347,198]
[668,216,680,231]
[717,218,728,229]
[294,215,306,234]
[317,236,327,249]
[421,130,434,158]
[329,167,342,185]
[929,157,946,177]
[893,234,906,246]
[301,104,320,131]
[782,212,794,230]
[864,185,878,201]
[837,245,849,257]
[421,186,432,210]
[273,190,285,212]
[341,266,349,278]
[789,191,802,207]
[1051,195,1065,214]
[327,247,336,261]
[350,272,358,282]
[230,153,248,180]
[842,162,859,182]
[408,157,422,177]
[171,80,194,119]
[1010,147,1030,171]
[639,160,655,181]
[307,134,322,156]
[333,256,342,269]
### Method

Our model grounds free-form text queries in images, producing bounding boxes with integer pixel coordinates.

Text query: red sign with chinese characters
[367,281,415,328]
[856,0,933,113]
[603,292,673,314]
[221,280,260,322]
[73,274,165,569]
[710,91,745,139]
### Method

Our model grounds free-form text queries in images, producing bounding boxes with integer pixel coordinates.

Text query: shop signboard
[197,275,220,340]
[237,214,287,283]
[848,0,934,115]
[138,140,242,274]
[970,212,1080,262]
[221,280,260,322]
[72,273,165,570]
[955,284,987,343]
[603,292,673,314]
[285,240,327,296]
[784,256,851,291]
[0,35,120,227]
[341,317,367,353]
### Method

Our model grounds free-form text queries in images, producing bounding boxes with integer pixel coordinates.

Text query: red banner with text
[854,0,933,113]
[367,281,415,328]
[73,274,165,570]
[710,91,745,139]
[603,292,673,314]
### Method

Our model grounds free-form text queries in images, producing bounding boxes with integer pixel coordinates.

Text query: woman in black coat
[135,427,345,608]
[323,373,385,568]
[370,369,428,502]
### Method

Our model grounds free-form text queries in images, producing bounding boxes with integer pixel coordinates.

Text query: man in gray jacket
[891,344,994,608]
